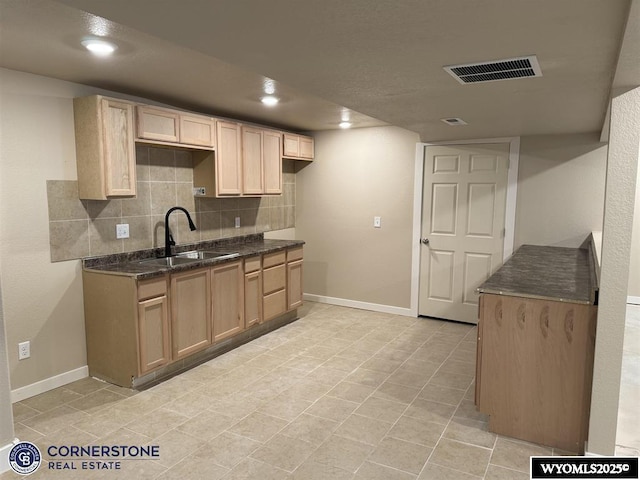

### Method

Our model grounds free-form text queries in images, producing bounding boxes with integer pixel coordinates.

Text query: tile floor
[4,302,578,479]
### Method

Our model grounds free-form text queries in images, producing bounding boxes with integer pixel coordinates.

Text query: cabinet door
[102,99,136,197]
[136,106,180,143]
[263,130,283,194]
[283,134,300,157]
[216,121,242,195]
[299,136,314,159]
[245,270,262,328]
[242,126,264,194]
[287,259,303,310]
[137,296,170,374]
[212,261,244,342]
[171,268,211,359]
[180,114,215,148]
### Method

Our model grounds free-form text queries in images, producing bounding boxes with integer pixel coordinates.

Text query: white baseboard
[11,366,88,403]
[0,439,18,474]
[303,293,414,317]
[627,295,640,305]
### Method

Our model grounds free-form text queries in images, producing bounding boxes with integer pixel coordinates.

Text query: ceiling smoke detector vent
[444,55,542,84]
[441,117,467,126]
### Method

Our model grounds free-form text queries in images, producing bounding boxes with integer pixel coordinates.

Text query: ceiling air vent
[441,118,467,126]
[444,55,542,84]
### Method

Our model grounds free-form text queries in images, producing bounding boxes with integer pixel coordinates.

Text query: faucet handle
[168,231,176,246]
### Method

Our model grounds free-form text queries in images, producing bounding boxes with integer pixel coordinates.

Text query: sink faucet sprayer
[164,207,197,257]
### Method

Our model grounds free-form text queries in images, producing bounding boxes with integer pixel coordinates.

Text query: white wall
[296,127,420,311]
[515,133,607,248]
[0,69,100,390]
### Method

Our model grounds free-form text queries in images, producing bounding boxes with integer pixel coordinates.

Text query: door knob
[421,238,430,245]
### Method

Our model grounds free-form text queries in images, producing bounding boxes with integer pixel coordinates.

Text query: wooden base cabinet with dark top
[83,245,303,388]
[475,245,598,454]
[83,272,172,387]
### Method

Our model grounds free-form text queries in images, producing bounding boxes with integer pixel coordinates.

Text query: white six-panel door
[419,143,509,323]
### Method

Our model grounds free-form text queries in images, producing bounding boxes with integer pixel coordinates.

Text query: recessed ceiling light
[81,39,117,56]
[339,121,352,129]
[263,79,276,95]
[261,95,279,106]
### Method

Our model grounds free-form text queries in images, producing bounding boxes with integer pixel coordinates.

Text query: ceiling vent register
[444,55,542,84]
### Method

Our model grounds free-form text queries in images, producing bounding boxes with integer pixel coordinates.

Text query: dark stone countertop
[82,234,304,280]
[477,244,597,305]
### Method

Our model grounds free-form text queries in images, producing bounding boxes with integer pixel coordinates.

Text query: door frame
[409,137,520,317]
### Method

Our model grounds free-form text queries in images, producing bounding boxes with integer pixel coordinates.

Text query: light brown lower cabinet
[212,260,244,342]
[244,256,262,328]
[475,293,597,453]
[171,268,211,359]
[263,251,287,321]
[83,246,303,387]
[83,272,171,386]
[287,247,304,310]
[137,278,170,374]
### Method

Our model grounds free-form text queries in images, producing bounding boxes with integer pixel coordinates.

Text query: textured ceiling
[1,0,637,141]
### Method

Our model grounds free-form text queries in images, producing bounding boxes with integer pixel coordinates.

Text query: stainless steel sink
[176,250,239,260]
[137,256,201,267]
[137,250,239,268]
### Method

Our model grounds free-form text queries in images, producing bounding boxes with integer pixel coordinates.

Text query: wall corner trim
[11,366,88,403]
[303,294,415,317]
[0,439,19,474]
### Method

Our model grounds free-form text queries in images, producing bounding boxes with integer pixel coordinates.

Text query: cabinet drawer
[245,256,262,273]
[263,250,286,268]
[263,264,286,295]
[263,289,287,321]
[138,277,167,301]
[287,247,303,262]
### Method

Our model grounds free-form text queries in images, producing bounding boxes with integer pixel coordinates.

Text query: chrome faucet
[164,207,197,257]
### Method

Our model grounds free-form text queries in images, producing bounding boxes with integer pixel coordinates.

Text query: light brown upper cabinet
[74,95,137,200]
[242,127,283,195]
[282,133,314,161]
[242,126,264,195]
[180,114,216,148]
[136,106,215,150]
[216,120,243,195]
[263,130,283,194]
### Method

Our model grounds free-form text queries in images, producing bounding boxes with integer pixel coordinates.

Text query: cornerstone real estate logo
[7,442,161,475]
[8,442,41,475]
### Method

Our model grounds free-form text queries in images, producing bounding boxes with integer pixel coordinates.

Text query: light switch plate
[374,216,382,228]
[235,217,241,228]
[116,223,129,239]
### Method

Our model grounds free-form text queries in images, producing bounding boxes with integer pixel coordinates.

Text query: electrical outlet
[374,216,382,228]
[235,217,241,228]
[193,187,206,196]
[116,223,129,239]
[18,341,30,360]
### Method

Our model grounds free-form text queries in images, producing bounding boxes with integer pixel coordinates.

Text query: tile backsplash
[47,145,296,262]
